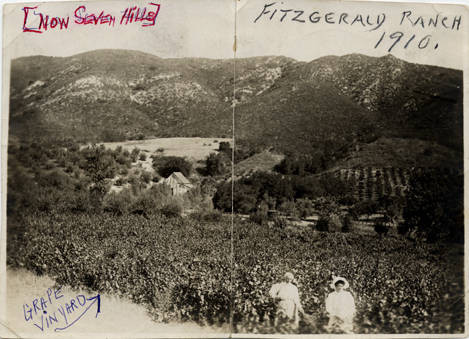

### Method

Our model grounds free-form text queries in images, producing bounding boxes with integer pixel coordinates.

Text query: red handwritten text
[22,3,160,33]
[22,6,70,33]
[74,6,116,26]
[120,3,161,27]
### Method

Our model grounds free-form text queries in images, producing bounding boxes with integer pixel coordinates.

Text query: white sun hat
[330,276,350,289]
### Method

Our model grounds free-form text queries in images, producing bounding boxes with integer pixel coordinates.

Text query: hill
[234,54,462,156]
[234,150,284,177]
[9,50,463,170]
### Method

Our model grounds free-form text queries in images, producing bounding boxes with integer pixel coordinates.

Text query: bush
[103,190,134,215]
[341,214,353,233]
[190,210,223,222]
[218,141,231,153]
[205,152,230,176]
[140,171,152,184]
[130,147,140,162]
[316,216,329,232]
[374,220,389,236]
[159,202,182,218]
[116,154,130,166]
[80,145,118,182]
[131,192,158,216]
[153,156,192,178]
[139,153,147,161]
[250,211,269,226]
[272,216,288,229]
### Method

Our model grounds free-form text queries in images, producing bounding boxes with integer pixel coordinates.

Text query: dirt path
[2,268,229,338]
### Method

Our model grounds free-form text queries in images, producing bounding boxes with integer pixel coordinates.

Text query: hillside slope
[9,50,463,169]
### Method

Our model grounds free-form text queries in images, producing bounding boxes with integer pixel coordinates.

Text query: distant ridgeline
[9,49,462,172]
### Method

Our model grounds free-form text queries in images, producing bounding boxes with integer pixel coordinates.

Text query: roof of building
[164,171,192,186]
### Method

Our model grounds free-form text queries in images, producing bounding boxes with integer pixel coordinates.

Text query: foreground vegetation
[7,212,463,334]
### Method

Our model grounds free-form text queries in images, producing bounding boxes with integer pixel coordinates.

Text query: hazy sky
[2,0,468,69]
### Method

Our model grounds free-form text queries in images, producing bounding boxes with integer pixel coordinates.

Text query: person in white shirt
[269,272,305,328]
[325,276,356,333]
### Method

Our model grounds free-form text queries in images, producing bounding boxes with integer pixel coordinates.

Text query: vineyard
[8,212,464,334]
[326,167,460,201]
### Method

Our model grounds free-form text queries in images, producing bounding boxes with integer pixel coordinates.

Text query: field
[7,212,464,335]
[100,137,232,162]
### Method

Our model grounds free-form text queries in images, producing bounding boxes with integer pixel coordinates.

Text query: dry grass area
[2,268,228,338]
[101,138,232,162]
[235,150,284,177]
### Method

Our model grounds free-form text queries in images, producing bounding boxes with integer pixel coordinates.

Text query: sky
[2,0,468,68]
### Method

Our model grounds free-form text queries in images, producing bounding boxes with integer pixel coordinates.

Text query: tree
[153,156,192,178]
[80,145,117,182]
[213,181,257,214]
[218,141,231,155]
[399,168,463,243]
[205,153,230,176]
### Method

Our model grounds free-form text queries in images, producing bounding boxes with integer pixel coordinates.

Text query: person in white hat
[325,276,356,333]
[269,272,305,328]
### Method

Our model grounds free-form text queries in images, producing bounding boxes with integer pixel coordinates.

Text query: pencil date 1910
[374,31,438,52]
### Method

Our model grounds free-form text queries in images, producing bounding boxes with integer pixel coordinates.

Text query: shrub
[272,216,288,229]
[341,214,353,233]
[202,210,223,222]
[295,199,315,219]
[80,145,118,182]
[37,169,71,189]
[205,153,230,176]
[139,153,147,161]
[218,141,231,153]
[130,148,140,162]
[131,192,158,216]
[374,220,389,236]
[250,211,269,226]
[140,171,152,184]
[116,154,130,166]
[190,210,223,222]
[67,189,92,213]
[316,216,329,232]
[159,202,182,218]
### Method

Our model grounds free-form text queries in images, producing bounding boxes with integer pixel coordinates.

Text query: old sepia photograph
[0,0,467,337]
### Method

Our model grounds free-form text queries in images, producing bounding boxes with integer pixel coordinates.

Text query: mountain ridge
[9,49,463,169]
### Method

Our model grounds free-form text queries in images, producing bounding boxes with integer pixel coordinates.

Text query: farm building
[162,172,193,195]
